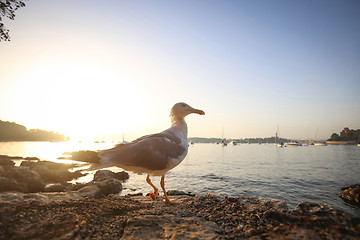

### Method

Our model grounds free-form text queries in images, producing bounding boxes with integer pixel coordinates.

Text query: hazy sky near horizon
[1,0,360,141]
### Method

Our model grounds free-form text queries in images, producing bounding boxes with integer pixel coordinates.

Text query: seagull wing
[98,132,186,172]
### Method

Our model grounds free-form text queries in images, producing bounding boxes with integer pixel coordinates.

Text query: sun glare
[3,60,150,141]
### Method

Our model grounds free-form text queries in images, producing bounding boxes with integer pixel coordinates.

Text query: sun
[2,59,151,141]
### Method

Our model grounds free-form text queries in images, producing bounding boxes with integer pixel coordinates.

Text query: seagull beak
[190,108,205,115]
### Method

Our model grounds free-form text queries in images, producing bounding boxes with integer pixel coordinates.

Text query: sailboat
[314,126,327,146]
[274,124,285,147]
[221,127,227,146]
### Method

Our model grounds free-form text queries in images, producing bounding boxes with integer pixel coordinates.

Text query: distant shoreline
[0,120,68,142]
[326,140,357,145]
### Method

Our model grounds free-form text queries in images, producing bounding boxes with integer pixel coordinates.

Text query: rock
[126,192,143,196]
[77,185,102,198]
[43,183,68,192]
[122,215,221,239]
[167,190,195,196]
[65,150,100,163]
[0,155,22,161]
[0,193,359,239]
[0,157,15,166]
[339,184,360,206]
[115,171,130,181]
[93,169,129,181]
[21,160,85,183]
[68,172,124,198]
[92,178,123,196]
[24,157,40,161]
[0,192,49,203]
[0,166,45,193]
[0,176,26,192]
[75,178,123,198]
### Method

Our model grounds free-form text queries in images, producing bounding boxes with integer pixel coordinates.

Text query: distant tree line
[328,127,360,142]
[0,120,67,141]
[188,137,293,144]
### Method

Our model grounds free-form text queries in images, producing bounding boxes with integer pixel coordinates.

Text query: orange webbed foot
[149,192,158,200]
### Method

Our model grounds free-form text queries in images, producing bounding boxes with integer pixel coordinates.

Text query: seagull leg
[160,175,171,204]
[146,175,158,200]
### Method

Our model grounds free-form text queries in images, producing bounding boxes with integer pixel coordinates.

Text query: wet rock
[339,184,360,206]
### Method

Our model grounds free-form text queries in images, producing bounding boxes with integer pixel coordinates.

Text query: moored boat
[314,142,327,146]
[229,141,237,146]
[285,142,302,146]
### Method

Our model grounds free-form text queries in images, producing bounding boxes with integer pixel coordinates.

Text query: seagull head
[170,102,205,120]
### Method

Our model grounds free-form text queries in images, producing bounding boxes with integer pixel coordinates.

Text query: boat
[221,127,227,146]
[229,141,237,146]
[314,142,327,146]
[313,126,326,146]
[285,141,302,146]
[274,124,285,147]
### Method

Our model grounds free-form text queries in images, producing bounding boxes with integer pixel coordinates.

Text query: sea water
[0,142,359,217]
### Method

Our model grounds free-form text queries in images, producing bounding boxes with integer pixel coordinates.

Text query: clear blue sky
[1,0,359,140]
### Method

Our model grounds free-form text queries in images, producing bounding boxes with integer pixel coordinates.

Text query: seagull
[95,102,205,204]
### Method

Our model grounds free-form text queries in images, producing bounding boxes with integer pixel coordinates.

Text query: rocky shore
[0,155,360,239]
[0,193,359,239]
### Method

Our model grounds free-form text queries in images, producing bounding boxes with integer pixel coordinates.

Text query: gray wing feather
[98,132,185,171]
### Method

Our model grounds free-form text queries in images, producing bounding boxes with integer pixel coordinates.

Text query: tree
[0,0,26,41]
[329,133,340,141]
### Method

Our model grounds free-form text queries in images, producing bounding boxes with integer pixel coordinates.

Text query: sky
[1,0,360,141]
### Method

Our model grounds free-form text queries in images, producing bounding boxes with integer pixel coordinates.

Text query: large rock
[66,170,126,197]
[339,184,360,206]
[0,176,26,192]
[0,156,15,167]
[0,166,45,193]
[43,183,69,192]
[70,169,129,197]
[77,178,123,198]
[93,169,129,181]
[64,150,100,163]
[21,160,85,183]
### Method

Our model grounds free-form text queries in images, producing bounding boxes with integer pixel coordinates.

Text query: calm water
[1,142,359,217]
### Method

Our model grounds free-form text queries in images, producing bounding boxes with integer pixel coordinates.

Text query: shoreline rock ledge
[339,184,360,207]
[0,193,359,239]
